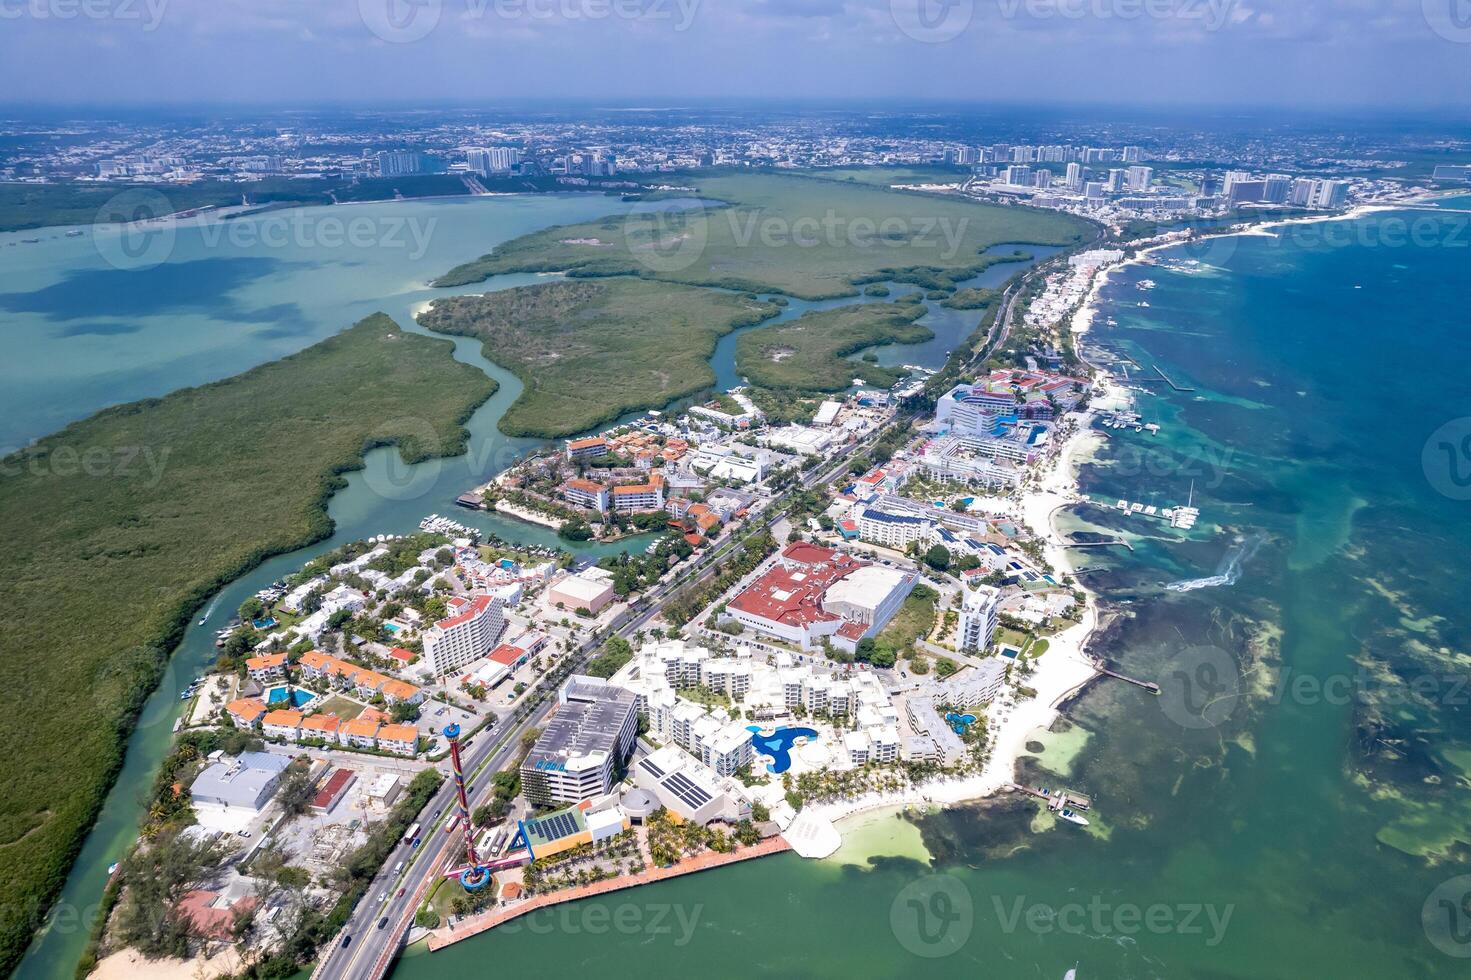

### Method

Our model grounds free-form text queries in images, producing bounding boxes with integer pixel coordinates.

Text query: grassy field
[876,592,940,654]
[418,278,779,438]
[735,302,932,392]
[431,171,1091,299]
[0,315,494,975]
[794,165,973,187]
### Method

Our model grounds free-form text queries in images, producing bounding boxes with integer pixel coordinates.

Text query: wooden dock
[1064,536,1134,552]
[1152,364,1196,392]
[1093,661,1161,694]
[1008,783,1093,812]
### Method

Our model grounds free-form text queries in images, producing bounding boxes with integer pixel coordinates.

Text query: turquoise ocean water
[387,203,1471,979]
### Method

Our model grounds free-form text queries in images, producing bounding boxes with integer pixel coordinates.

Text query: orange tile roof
[380,680,420,702]
[567,437,607,450]
[358,707,392,725]
[226,698,267,721]
[354,670,390,691]
[263,709,303,728]
[341,718,381,740]
[245,652,286,671]
[564,478,608,494]
[299,650,331,670]
[377,723,418,745]
[301,714,341,734]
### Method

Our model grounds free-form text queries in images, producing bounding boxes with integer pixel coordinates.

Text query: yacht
[1058,807,1089,827]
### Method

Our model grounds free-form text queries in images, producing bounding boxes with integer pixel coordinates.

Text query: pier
[1063,536,1134,552]
[1008,783,1093,812]
[1092,660,1161,694]
[1152,364,1196,392]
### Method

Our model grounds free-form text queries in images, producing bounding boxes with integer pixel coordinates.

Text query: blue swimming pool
[747,725,819,774]
[945,711,977,735]
[383,622,402,634]
[267,686,313,708]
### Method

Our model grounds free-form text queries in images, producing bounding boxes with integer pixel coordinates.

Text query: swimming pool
[747,725,818,774]
[267,686,313,708]
[945,711,977,735]
[383,622,402,634]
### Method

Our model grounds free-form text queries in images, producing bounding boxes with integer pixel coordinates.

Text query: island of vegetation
[734,302,932,392]
[431,171,1090,300]
[0,314,493,976]
[417,278,778,438]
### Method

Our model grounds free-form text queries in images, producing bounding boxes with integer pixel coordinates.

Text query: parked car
[378,917,389,930]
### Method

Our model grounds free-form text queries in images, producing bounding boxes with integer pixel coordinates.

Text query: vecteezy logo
[1158,644,1240,730]
[360,0,442,43]
[1423,0,1471,43]
[889,0,973,43]
[890,874,973,958]
[361,416,444,502]
[1423,875,1471,957]
[622,201,709,274]
[92,189,176,271]
[1423,418,1471,500]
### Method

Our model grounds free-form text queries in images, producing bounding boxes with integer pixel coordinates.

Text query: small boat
[172,718,183,733]
[198,617,207,626]
[66,229,84,237]
[1059,807,1089,827]
[1064,964,1078,980]
[107,862,120,877]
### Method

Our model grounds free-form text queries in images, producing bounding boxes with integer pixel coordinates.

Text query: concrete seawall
[426,835,791,951]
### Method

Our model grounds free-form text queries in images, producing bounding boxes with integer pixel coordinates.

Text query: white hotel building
[422,593,506,676]
[958,584,1002,654]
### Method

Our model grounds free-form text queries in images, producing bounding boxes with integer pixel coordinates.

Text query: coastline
[801,386,1108,837]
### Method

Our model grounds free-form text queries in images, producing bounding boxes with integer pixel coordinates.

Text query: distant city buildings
[465,146,522,175]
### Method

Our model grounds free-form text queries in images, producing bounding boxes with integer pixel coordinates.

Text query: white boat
[1064,964,1078,980]
[1059,807,1089,826]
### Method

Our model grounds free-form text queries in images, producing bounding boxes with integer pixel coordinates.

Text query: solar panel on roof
[641,759,665,778]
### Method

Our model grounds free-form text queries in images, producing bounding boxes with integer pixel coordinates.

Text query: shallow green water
[388,208,1471,979]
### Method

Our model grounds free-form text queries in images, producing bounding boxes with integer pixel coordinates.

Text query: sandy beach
[88,947,243,980]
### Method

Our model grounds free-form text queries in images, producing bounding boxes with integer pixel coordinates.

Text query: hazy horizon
[2,0,1470,110]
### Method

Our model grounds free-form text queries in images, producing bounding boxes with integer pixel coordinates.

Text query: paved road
[312,437,868,980]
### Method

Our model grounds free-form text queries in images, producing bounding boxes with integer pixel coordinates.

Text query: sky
[1,0,1469,109]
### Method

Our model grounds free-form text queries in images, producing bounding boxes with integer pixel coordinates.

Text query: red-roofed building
[388,647,416,664]
[565,436,609,460]
[423,592,506,677]
[245,652,287,683]
[226,697,267,730]
[310,768,356,813]
[561,478,610,512]
[722,542,914,653]
[610,473,665,513]
[489,643,530,668]
[177,889,257,941]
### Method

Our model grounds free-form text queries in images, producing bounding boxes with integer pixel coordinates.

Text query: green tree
[923,545,952,571]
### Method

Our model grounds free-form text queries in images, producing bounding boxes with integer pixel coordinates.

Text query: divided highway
[312,443,866,980]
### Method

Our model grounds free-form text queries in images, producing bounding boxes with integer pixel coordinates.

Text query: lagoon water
[387,206,1471,979]
[6,192,1044,980]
